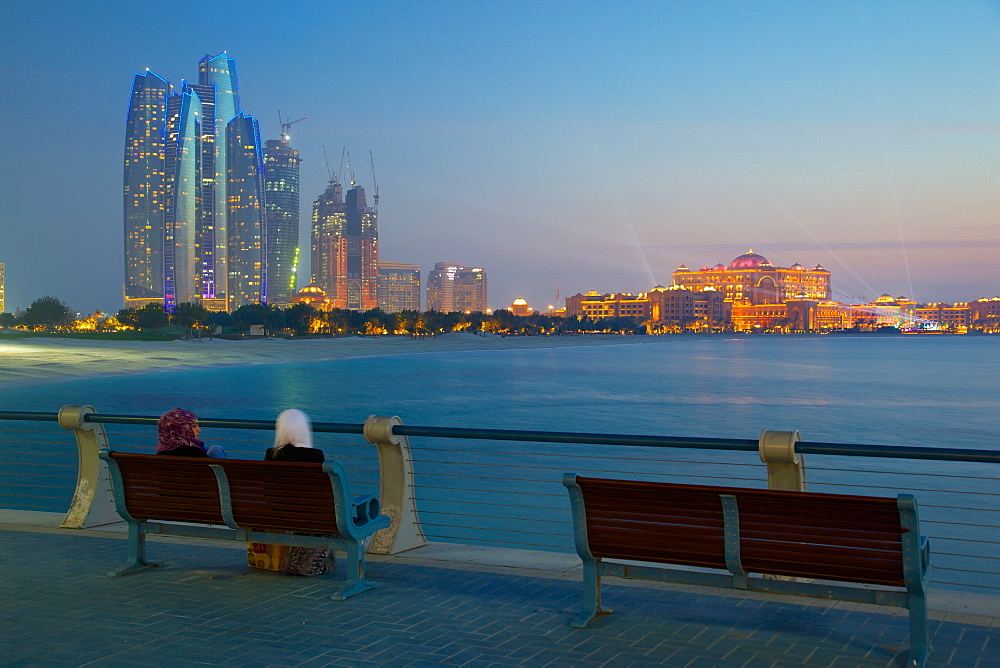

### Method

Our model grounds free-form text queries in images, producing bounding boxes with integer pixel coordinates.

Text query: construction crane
[369,150,379,214]
[277,110,308,142]
[343,150,356,186]
[321,145,338,184]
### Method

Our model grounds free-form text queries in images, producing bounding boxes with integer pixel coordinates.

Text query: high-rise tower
[197,53,240,304]
[226,112,266,307]
[263,137,301,306]
[163,83,203,309]
[427,263,488,313]
[310,178,378,309]
[123,70,171,305]
[123,53,264,311]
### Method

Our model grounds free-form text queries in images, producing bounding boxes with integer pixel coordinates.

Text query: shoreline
[0,333,667,387]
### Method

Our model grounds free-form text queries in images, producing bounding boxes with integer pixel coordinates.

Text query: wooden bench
[99,450,390,600]
[563,474,932,667]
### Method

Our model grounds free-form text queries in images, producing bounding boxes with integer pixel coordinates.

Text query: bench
[563,474,932,667]
[99,450,391,600]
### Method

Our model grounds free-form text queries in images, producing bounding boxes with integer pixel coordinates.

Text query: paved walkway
[0,519,997,666]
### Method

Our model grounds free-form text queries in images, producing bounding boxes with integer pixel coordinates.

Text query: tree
[0,312,17,328]
[231,303,265,336]
[115,307,140,330]
[205,310,232,335]
[21,296,72,330]
[136,303,168,332]
[172,302,210,338]
[284,303,315,336]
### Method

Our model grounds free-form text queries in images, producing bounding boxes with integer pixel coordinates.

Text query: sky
[0,0,998,314]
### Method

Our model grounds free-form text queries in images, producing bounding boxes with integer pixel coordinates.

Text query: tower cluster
[124,53,297,312]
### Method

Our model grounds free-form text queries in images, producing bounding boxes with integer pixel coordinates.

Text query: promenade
[2,512,997,667]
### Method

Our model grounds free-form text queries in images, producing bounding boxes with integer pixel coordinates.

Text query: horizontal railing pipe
[392,425,761,451]
[795,441,997,463]
[78,413,366,435]
[3,412,996,463]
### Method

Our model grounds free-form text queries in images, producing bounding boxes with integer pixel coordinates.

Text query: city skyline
[1,1,998,314]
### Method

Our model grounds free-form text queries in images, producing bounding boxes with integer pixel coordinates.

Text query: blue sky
[1,0,998,313]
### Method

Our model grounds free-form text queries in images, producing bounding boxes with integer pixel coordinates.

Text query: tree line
[0,296,642,337]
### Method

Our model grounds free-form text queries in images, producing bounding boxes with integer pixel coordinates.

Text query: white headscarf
[274,409,313,448]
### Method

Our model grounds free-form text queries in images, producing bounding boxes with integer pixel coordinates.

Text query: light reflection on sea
[1,335,997,591]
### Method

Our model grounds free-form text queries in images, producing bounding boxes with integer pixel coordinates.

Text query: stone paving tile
[1,527,998,666]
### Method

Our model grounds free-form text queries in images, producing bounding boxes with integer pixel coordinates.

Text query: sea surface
[3,334,998,447]
[2,334,997,591]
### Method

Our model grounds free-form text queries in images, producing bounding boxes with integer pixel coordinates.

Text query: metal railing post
[363,415,427,554]
[759,429,806,492]
[57,405,121,528]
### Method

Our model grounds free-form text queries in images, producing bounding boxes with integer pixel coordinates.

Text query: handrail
[1,408,998,592]
[52,412,998,464]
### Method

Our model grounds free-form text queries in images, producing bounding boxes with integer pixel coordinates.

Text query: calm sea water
[2,335,997,591]
[3,334,997,448]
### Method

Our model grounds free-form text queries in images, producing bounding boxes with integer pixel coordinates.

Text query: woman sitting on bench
[253,409,332,577]
[155,407,226,459]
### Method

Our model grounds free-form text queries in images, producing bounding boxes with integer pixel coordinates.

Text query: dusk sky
[1,0,998,314]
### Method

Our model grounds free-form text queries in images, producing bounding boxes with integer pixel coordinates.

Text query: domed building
[672,249,831,305]
[671,249,846,332]
[291,284,331,309]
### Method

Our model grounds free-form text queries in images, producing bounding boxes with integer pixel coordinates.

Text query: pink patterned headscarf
[156,408,206,453]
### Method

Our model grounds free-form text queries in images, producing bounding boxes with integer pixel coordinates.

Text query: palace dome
[728,249,772,269]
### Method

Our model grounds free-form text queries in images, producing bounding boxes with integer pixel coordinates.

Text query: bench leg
[108,521,162,577]
[907,589,931,667]
[570,559,611,628]
[331,539,379,601]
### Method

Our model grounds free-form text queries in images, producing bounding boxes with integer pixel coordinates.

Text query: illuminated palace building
[311,177,379,310]
[672,250,848,331]
[124,53,291,311]
[567,250,847,332]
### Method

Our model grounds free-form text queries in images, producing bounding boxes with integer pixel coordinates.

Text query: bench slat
[215,460,341,534]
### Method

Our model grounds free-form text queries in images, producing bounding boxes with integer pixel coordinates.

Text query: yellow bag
[247,542,287,571]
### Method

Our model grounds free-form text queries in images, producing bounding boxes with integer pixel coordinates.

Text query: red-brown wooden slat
[573,476,908,586]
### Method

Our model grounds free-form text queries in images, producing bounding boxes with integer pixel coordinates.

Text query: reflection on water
[1,336,997,591]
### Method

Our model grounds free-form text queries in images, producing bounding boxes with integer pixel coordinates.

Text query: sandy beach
[0,333,661,386]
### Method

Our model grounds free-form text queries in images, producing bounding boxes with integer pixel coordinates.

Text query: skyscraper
[0,262,5,314]
[263,137,301,306]
[427,263,488,313]
[123,70,170,305]
[226,112,266,307]
[377,261,421,313]
[311,178,379,310]
[123,53,264,312]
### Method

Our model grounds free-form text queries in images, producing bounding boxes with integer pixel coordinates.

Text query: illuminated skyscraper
[163,84,203,308]
[123,53,264,311]
[311,179,379,310]
[123,70,170,304]
[0,262,5,313]
[226,112,266,307]
[427,263,488,313]
[377,261,421,312]
[263,137,301,306]
[196,53,239,304]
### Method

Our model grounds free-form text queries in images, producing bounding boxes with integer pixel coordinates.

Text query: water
[3,335,997,447]
[1,335,997,591]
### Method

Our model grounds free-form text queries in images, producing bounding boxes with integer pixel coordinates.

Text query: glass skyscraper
[123,53,264,311]
[123,70,170,304]
[264,138,301,306]
[311,179,379,310]
[226,112,266,307]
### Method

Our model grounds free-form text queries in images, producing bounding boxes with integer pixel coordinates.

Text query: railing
[0,408,997,593]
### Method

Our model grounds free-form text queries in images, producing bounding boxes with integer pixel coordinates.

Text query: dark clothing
[259,442,331,577]
[158,444,208,457]
[265,444,325,463]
